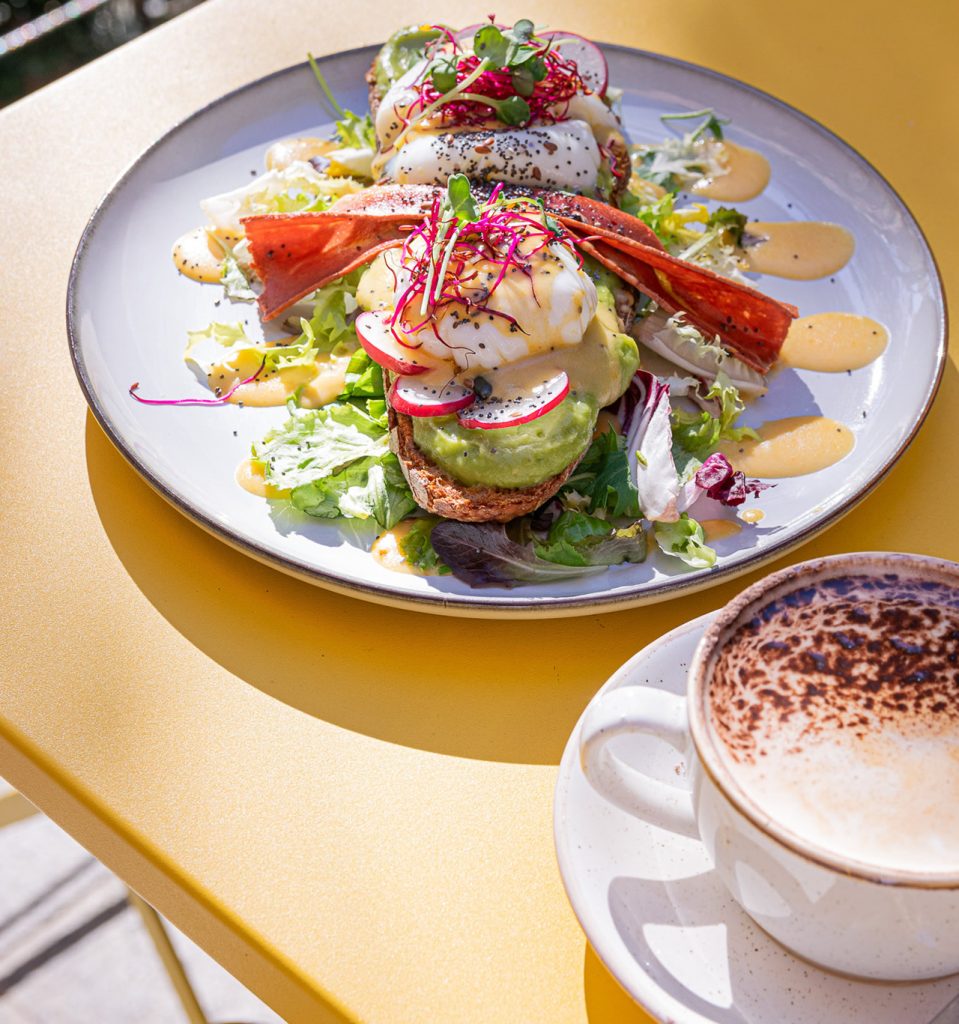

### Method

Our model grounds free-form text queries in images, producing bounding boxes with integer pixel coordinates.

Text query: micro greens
[400,18,583,136]
[307,52,376,151]
[660,107,730,142]
[391,176,580,350]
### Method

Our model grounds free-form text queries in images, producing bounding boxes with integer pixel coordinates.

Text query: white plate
[67,45,946,617]
[553,614,959,1022]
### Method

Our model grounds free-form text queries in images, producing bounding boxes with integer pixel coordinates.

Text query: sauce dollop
[719,416,854,478]
[701,519,743,542]
[235,459,289,499]
[172,227,226,283]
[780,313,888,372]
[743,222,854,280]
[692,141,770,202]
[372,521,439,576]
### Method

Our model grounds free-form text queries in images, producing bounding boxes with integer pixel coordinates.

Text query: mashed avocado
[412,273,640,489]
[413,395,597,489]
[374,26,442,93]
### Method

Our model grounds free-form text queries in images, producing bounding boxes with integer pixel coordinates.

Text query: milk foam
[708,573,959,873]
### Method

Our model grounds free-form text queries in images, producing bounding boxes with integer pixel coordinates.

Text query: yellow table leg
[0,789,38,829]
[126,889,210,1024]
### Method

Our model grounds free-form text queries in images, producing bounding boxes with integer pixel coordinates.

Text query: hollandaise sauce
[780,313,888,372]
[719,417,854,478]
[692,142,771,202]
[701,519,744,542]
[172,228,229,283]
[743,222,854,280]
[235,459,289,499]
[371,521,441,576]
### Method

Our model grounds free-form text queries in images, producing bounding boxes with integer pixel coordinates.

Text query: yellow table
[1,1,956,1021]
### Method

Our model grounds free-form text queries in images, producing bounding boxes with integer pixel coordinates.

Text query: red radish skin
[390,372,475,417]
[356,310,440,376]
[542,32,608,96]
[457,371,570,429]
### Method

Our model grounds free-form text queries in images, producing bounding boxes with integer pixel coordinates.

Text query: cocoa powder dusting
[710,574,959,763]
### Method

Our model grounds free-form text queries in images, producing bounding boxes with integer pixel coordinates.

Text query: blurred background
[1,0,207,107]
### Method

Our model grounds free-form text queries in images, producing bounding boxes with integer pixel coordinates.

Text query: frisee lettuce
[201,163,364,233]
[628,194,747,281]
[631,109,729,194]
[671,371,757,460]
[299,268,364,356]
[184,322,321,382]
[634,311,767,396]
[220,253,256,302]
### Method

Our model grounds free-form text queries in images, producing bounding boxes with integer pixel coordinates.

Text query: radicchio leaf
[430,521,605,588]
[694,452,771,507]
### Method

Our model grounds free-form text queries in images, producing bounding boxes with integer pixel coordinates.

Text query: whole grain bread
[388,398,585,523]
[383,284,634,523]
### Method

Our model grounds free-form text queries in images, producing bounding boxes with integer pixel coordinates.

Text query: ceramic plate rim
[66,43,949,618]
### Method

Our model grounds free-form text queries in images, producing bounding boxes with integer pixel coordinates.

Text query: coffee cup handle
[578,687,698,839]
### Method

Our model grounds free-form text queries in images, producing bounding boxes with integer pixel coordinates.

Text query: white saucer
[554,613,959,1023]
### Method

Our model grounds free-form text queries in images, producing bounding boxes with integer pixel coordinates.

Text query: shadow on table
[584,944,656,1023]
[84,360,957,765]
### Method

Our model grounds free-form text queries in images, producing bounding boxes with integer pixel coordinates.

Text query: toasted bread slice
[388,400,585,523]
[382,278,634,523]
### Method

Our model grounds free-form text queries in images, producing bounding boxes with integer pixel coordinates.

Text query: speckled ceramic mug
[580,552,959,981]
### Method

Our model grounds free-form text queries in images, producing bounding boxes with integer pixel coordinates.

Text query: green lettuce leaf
[302,269,363,355]
[184,321,319,380]
[397,518,451,574]
[429,521,606,588]
[535,511,647,567]
[339,349,386,404]
[253,400,413,529]
[292,452,415,529]
[220,253,256,302]
[671,371,756,460]
[561,429,640,518]
[254,401,388,490]
[653,514,716,569]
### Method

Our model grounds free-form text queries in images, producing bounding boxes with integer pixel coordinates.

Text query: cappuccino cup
[579,552,959,981]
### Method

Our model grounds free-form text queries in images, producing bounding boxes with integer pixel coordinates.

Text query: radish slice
[542,32,608,96]
[356,310,441,376]
[390,371,475,417]
[457,368,569,430]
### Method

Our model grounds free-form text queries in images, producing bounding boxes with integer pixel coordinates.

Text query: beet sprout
[129,357,267,406]
[409,46,584,131]
[387,186,582,353]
